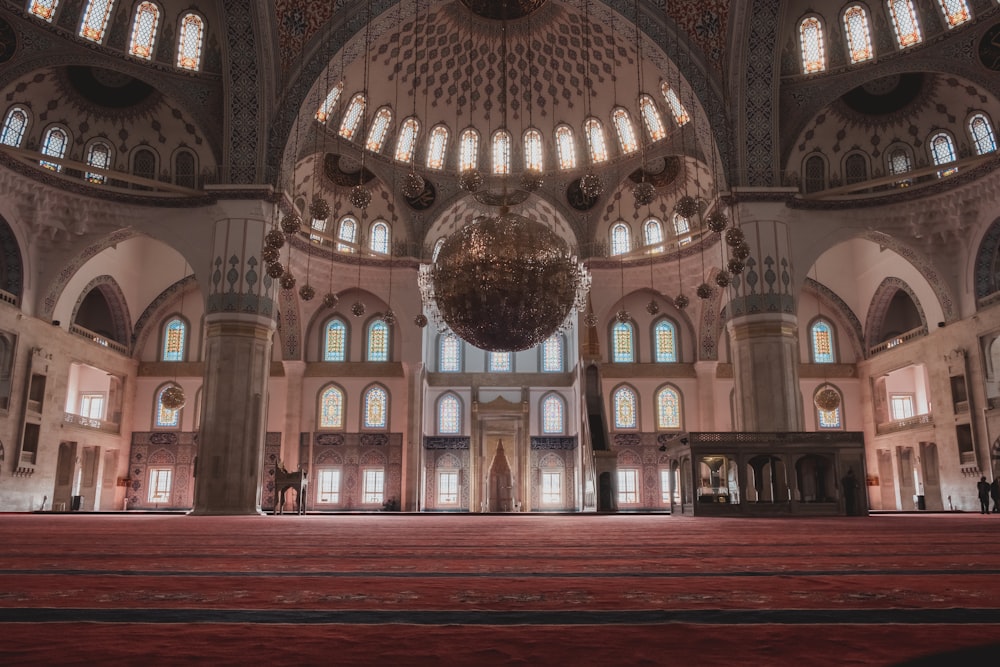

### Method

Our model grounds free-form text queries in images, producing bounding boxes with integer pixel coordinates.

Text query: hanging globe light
[673,294,690,310]
[160,385,186,410]
[265,229,285,249]
[615,308,631,323]
[322,292,339,309]
[279,272,296,290]
[696,282,714,299]
[351,301,366,317]
[732,243,751,261]
[632,181,657,206]
[520,169,544,192]
[714,271,731,288]
[727,258,746,275]
[459,169,484,192]
[725,227,745,247]
[280,213,302,235]
[266,262,284,279]
[261,246,280,264]
[350,185,372,209]
[309,196,331,221]
[814,385,842,411]
[706,211,729,233]
[419,209,591,351]
[580,171,604,199]
[382,309,396,326]
[298,284,316,301]
[584,312,599,328]
[414,313,428,328]
[674,195,700,218]
[645,299,660,315]
[402,171,425,199]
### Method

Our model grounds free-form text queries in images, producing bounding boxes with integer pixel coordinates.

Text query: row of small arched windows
[28,1,206,71]
[798,1,982,73]
[436,333,566,373]
[312,215,392,255]
[611,319,680,364]
[315,81,689,174]
[433,391,569,436]
[610,215,692,256]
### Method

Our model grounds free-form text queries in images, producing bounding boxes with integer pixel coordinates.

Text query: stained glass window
[337,216,357,253]
[617,468,639,503]
[523,129,544,172]
[319,385,344,429]
[639,95,665,141]
[128,2,160,59]
[930,132,957,172]
[584,118,608,163]
[365,107,393,153]
[370,220,390,254]
[611,223,631,256]
[799,16,826,73]
[80,0,114,42]
[818,404,842,429]
[673,213,690,236]
[888,0,922,48]
[176,13,204,70]
[612,108,638,155]
[491,130,511,175]
[439,334,461,372]
[613,386,637,429]
[39,127,68,171]
[324,318,347,361]
[339,93,367,140]
[541,335,563,372]
[85,142,112,184]
[367,320,389,362]
[811,319,835,363]
[29,0,58,21]
[656,386,681,429]
[654,319,677,363]
[438,393,461,434]
[363,385,388,429]
[555,125,577,169]
[644,218,664,248]
[155,385,181,428]
[661,84,690,126]
[843,6,873,63]
[804,154,826,193]
[394,117,420,163]
[162,317,187,362]
[888,148,912,175]
[969,113,997,155]
[541,393,565,434]
[315,82,343,123]
[426,125,449,169]
[488,351,512,372]
[1,107,28,147]
[612,322,635,363]
[459,128,479,172]
[938,0,970,27]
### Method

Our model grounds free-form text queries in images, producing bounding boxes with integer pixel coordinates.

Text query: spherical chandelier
[160,385,186,410]
[814,385,842,411]
[419,209,590,352]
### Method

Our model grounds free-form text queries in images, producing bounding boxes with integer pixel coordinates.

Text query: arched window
[439,333,462,372]
[85,141,112,184]
[319,384,345,429]
[844,153,868,185]
[555,125,577,170]
[653,319,677,363]
[161,317,187,361]
[129,2,160,59]
[39,126,68,171]
[541,393,566,434]
[887,0,922,48]
[80,0,115,42]
[29,0,58,21]
[155,384,182,428]
[366,319,389,362]
[339,93,367,140]
[655,385,682,429]
[394,117,420,163]
[930,132,957,174]
[365,107,393,153]
[459,128,479,172]
[309,216,327,243]
[369,220,390,255]
[612,385,638,429]
[132,147,157,186]
[523,129,544,172]
[799,16,826,73]
[888,147,912,176]
[612,321,635,363]
[804,154,826,193]
[672,213,690,237]
[611,223,631,256]
[810,319,836,363]
[362,385,388,429]
[937,0,970,28]
[661,84,690,126]
[488,351,512,372]
[492,130,511,175]
[437,392,462,434]
[426,124,449,170]
[612,108,638,155]
[1,106,29,147]
[323,318,347,361]
[815,385,843,429]
[843,5,874,63]
[176,13,205,70]
[174,150,197,188]
[315,82,344,123]
[639,95,665,141]
[969,113,997,155]
[644,218,664,247]
[337,216,358,253]
[584,117,608,163]
[541,334,564,372]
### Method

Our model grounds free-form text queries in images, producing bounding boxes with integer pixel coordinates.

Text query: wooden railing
[875,413,934,435]
[867,326,927,357]
[69,324,129,355]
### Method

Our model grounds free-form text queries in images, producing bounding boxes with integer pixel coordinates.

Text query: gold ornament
[382,309,396,326]
[160,385,186,410]
[615,308,631,323]
[814,386,842,411]
[262,246,280,264]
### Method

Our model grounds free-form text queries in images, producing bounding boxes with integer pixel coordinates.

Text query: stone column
[191,209,277,515]
[724,220,803,432]
[694,361,719,429]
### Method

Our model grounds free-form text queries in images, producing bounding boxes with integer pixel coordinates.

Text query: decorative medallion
[322,154,376,187]
[980,22,1000,71]
[0,17,17,65]
[567,178,599,211]
[460,0,548,20]
[403,178,436,210]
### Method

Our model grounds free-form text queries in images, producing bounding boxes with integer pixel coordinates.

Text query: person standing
[990,477,1000,514]
[977,476,991,514]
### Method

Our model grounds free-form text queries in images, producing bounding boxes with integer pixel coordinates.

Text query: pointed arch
[540,392,566,434]
[863,277,928,352]
[611,108,638,155]
[131,274,198,360]
[611,384,639,430]
[70,275,133,350]
[318,383,346,430]
[638,95,665,141]
[437,392,462,434]
[160,315,190,362]
[655,384,683,430]
[322,316,349,361]
[492,129,511,175]
[362,383,389,429]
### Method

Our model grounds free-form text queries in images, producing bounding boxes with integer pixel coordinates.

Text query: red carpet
[1,513,999,665]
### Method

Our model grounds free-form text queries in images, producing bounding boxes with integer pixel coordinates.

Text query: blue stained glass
[613,386,637,429]
[1,107,28,147]
[438,393,461,434]
[364,386,387,429]
[324,319,346,361]
[162,318,187,361]
[541,335,563,372]
[488,351,511,372]
[542,394,565,434]
[656,387,680,429]
[612,322,634,363]
[818,406,841,429]
[654,320,676,363]
[811,320,835,363]
[439,334,461,372]
[367,320,389,362]
[320,386,344,428]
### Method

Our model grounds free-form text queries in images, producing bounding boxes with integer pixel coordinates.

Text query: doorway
[487,440,513,512]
